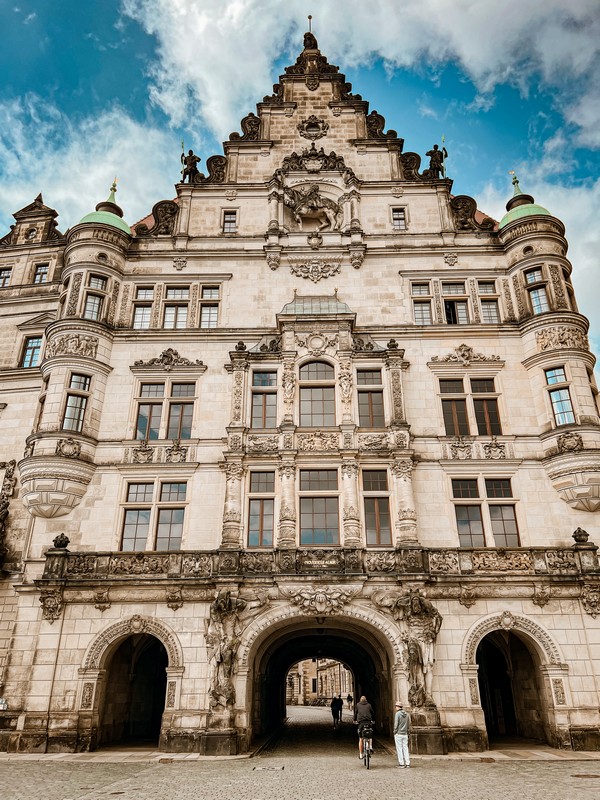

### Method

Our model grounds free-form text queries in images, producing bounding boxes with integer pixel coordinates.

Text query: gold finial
[308,14,312,32]
[111,176,118,193]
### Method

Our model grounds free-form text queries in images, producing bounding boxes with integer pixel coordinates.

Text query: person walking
[393,701,411,768]
[331,695,342,728]
[337,694,343,722]
[354,695,375,759]
[346,693,353,709]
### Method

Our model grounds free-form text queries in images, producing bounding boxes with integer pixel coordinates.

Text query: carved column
[385,350,407,426]
[349,190,361,229]
[228,355,249,428]
[267,189,280,231]
[338,358,353,423]
[277,461,296,548]
[341,460,361,547]
[282,357,296,424]
[220,461,245,549]
[390,457,417,545]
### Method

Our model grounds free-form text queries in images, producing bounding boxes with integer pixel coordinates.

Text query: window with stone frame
[33,263,49,284]
[83,293,103,321]
[61,373,91,433]
[132,286,154,329]
[251,371,278,428]
[391,207,407,231]
[20,336,42,368]
[299,469,339,545]
[299,361,336,427]
[442,282,469,324]
[163,286,189,329]
[0,267,11,288]
[362,469,392,545]
[247,471,275,547]
[134,381,196,440]
[222,209,238,234]
[452,476,519,547]
[545,366,576,426]
[524,267,550,315]
[440,378,470,435]
[357,369,385,427]
[121,480,187,551]
[199,284,220,329]
[471,377,502,435]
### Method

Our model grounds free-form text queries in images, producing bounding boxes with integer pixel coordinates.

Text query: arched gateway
[236,605,404,748]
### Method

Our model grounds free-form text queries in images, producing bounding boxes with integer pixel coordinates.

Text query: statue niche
[283,183,343,232]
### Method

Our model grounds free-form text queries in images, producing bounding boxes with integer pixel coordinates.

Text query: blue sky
[2,1,599,349]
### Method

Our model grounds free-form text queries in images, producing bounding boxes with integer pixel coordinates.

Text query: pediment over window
[17,311,56,331]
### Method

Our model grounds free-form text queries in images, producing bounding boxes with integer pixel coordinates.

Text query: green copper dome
[79,181,131,235]
[498,174,550,230]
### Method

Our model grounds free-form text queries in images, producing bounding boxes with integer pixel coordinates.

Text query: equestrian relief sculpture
[283,184,343,231]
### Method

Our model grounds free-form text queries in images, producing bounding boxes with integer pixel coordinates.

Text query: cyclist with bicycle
[353,694,375,760]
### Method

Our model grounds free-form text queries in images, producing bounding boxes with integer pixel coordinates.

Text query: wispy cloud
[0,96,177,230]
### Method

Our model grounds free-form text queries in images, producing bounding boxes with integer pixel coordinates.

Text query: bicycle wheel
[364,743,370,769]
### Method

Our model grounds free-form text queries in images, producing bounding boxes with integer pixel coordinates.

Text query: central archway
[238,610,399,748]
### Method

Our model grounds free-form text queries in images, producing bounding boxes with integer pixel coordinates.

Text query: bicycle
[360,722,374,769]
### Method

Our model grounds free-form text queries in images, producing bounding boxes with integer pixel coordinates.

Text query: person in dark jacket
[353,695,375,758]
[393,701,411,767]
[330,695,343,728]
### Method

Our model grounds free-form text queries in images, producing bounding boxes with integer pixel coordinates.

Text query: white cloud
[121,0,600,145]
[0,96,178,231]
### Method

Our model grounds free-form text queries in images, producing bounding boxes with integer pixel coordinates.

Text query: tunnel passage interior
[476,630,549,744]
[248,619,395,741]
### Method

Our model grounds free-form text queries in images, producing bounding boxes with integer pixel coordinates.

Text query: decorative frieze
[536,326,589,352]
[165,441,187,463]
[46,333,98,359]
[280,585,360,614]
[297,431,339,451]
[429,550,460,573]
[109,553,169,575]
[483,437,506,460]
[133,348,204,371]
[358,433,388,451]
[182,553,212,576]
[247,435,279,454]
[289,256,342,282]
[471,550,532,572]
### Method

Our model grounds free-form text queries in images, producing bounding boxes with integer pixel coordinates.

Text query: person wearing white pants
[393,701,411,767]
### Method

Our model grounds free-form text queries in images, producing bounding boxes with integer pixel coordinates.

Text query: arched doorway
[476,630,548,744]
[99,634,168,747]
[241,614,397,747]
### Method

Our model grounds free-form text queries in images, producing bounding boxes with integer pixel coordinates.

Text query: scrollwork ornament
[280,586,360,615]
[581,583,600,618]
[390,458,413,478]
[39,589,63,623]
[223,462,245,482]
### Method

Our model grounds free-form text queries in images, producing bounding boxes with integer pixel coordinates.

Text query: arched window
[299,361,335,426]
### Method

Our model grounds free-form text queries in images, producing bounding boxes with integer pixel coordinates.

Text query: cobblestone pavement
[1,707,599,800]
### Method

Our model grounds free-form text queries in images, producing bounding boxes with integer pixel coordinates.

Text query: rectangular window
[525,268,543,285]
[473,398,502,435]
[136,403,162,439]
[83,294,103,321]
[452,479,479,498]
[442,282,465,295]
[529,286,549,314]
[202,286,219,299]
[0,268,12,287]
[478,281,496,295]
[442,399,469,435]
[440,379,464,394]
[133,305,151,329]
[62,394,87,432]
[251,372,277,428]
[411,283,430,296]
[121,481,187,551]
[21,336,42,368]
[485,478,512,498]
[481,300,500,323]
[300,387,335,426]
[357,369,384,427]
[166,286,189,300]
[33,263,49,284]
[200,304,218,328]
[545,367,567,385]
[223,210,237,233]
[300,470,339,545]
[164,304,188,329]
[489,505,519,546]
[89,274,107,291]
[444,300,469,324]
[549,388,575,425]
[455,505,485,547]
[167,402,193,439]
[136,287,154,300]
[135,382,195,440]
[363,470,391,546]
[248,471,275,547]
[391,208,407,230]
[413,301,433,325]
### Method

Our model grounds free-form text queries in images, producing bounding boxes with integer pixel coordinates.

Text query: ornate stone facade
[0,29,599,759]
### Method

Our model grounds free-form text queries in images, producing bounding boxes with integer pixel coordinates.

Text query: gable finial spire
[308,14,312,33]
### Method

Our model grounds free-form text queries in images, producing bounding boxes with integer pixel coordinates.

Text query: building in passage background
[0,30,599,754]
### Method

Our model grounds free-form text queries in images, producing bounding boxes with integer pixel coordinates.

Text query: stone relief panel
[536,327,589,352]
[279,585,360,614]
[46,334,98,359]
